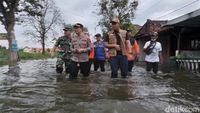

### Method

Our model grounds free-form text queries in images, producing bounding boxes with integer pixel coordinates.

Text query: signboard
[0,33,8,40]
[11,39,19,52]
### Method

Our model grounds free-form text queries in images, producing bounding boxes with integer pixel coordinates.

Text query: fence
[176,58,200,73]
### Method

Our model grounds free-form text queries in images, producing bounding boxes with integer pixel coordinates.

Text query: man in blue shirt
[94,33,106,72]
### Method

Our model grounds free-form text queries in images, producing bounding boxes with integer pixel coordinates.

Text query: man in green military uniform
[51,26,72,74]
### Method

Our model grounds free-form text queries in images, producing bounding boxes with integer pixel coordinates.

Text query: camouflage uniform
[55,36,71,73]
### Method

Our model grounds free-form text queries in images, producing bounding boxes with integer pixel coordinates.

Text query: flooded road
[0,59,200,113]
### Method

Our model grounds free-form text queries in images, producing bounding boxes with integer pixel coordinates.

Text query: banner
[11,39,19,52]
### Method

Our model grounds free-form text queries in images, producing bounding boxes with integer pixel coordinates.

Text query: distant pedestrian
[143,32,163,74]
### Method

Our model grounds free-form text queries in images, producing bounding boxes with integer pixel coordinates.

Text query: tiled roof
[135,19,167,38]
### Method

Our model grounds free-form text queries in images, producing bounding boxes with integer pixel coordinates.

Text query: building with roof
[135,9,200,72]
[134,19,167,62]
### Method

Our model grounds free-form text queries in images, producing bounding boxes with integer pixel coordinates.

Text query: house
[160,9,200,58]
[135,9,200,72]
[133,24,142,32]
[23,46,32,53]
[134,19,167,62]
[23,47,51,53]
[159,9,200,72]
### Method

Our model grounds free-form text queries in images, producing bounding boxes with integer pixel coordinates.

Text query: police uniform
[55,36,71,73]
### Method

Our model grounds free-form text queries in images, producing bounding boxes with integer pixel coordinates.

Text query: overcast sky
[1,0,200,48]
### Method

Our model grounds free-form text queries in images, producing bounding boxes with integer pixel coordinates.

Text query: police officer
[69,23,91,79]
[51,26,72,74]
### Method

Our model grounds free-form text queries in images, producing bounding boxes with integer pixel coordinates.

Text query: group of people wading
[51,17,163,80]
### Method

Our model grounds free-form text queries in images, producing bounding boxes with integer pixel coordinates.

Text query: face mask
[151,38,156,42]
[151,36,158,41]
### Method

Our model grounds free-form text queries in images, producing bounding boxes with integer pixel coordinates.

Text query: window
[191,39,200,50]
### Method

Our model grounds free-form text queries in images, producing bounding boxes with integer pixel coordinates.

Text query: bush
[176,53,192,59]
[18,51,50,60]
[0,48,9,59]
[0,46,6,50]
[0,48,50,65]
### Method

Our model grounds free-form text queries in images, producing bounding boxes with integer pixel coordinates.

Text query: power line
[139,0,162,14]
[146,0,162,10]
[154,0,200,19]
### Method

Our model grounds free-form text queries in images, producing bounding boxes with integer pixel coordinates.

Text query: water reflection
[0,59,199,113]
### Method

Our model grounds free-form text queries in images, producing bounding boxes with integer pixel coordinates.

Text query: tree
[97,0,138,33]
[24,0,63,54]
[0,0,42,61]
[126,23,137,35]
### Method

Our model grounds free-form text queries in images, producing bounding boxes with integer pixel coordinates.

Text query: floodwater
[0,59,200,113]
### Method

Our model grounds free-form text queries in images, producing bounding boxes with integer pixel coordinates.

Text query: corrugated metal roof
[163,8,200,28]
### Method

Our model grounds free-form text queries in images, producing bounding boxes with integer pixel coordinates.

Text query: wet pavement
[0,59,200,113]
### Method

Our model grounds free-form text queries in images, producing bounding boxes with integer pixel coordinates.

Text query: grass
[0,47,9,65]
[18,49,51,60]
[0,48,51,65]
[0,48,9,58]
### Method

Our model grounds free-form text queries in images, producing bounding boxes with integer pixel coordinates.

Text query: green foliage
[176,53,192,59]
[102,23,137,38]
[0,48,50,65]
[0,0,49,61]
[0,48,9,65]
[0,0,43,26]
[0,46,6,50]
[121,23,137,34]
[0,47,9,60]
[97,0,138,32]
[18,0,43,18]
[18,50,50,60]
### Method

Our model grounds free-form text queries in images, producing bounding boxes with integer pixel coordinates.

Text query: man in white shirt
[143,32,163,74]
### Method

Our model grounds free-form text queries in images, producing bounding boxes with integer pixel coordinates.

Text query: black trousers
[146,62,159,74]
[94,59,105,72]
[69,61,90,79]
[88,59,94,71]
[128,60,135,72]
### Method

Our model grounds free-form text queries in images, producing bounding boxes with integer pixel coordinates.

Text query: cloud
[56,0,101,35]
[133,0,200,25]
[1,0,200,48]
[0,0,101,48]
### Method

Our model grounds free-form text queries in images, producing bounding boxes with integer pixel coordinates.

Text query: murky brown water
[0,59,200,113]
